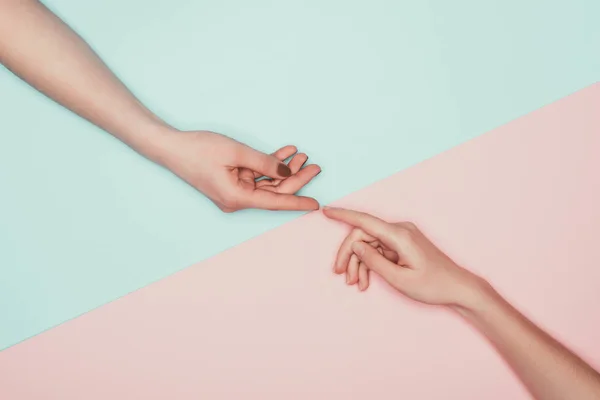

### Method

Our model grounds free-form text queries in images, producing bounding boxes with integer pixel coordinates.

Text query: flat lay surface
[1,84,599,399]
[1,0,599,351]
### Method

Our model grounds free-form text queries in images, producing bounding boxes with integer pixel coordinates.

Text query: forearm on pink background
[456,284,600,400]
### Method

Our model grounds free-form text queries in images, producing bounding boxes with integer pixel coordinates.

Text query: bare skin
[0,0,321,212]
[324,206,600,400]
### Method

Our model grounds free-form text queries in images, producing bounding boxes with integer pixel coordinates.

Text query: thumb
[238,146,292,179]
[352,242,401,284]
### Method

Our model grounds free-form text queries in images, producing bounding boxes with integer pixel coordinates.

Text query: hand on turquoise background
[0,0,320,212]
[157,130,321,212]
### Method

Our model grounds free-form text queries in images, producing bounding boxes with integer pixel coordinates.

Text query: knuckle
[351,228,366,238]
[403,221,418,231]
[394,227,413,243]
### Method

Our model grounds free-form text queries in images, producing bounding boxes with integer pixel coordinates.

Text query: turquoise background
[1,0,598,350]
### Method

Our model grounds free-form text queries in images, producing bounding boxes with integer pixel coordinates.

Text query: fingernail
[351,242,365,257]
[346,274,350,284]
[277,163,292,177]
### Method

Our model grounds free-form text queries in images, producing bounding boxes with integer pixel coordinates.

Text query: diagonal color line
[1,0,599,351]
[0,84,598,399]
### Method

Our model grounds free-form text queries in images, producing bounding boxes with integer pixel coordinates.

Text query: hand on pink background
[157,130,321,212]
[323,204,600,400]
[323,206,487,308]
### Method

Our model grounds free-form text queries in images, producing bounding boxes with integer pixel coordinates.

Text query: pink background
[1,84,599,398]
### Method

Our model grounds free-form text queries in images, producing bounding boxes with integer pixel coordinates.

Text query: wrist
[450,275,499,318]
[128,124,179,167]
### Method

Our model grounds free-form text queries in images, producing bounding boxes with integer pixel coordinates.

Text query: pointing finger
[323,207,398,250]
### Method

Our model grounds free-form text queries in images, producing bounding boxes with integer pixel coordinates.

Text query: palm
[226,145,321,211]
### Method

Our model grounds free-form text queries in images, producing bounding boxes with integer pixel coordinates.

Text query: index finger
[322,207,397,249]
